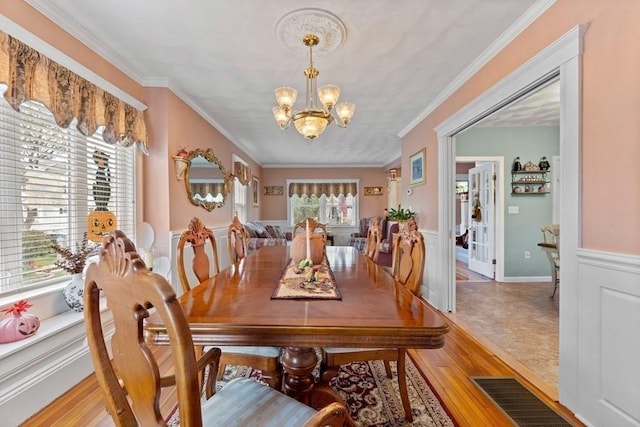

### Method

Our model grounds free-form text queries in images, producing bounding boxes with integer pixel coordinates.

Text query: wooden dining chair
[364,218,382,262]
[227,214,249,263]
[293,217,328,242]
[85,231,350,427]
[177,217,220,295]
[178,216,283,390]
[320,218,425,422]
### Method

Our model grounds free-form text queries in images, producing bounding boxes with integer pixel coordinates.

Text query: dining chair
[85,231,350,427]
[177,217,220,295]
[227,214,249,263]
[320,218,425,422]
[364,218,382,262]
[538,223,560,297]
[178,216,283,390]
[293,217,328,242]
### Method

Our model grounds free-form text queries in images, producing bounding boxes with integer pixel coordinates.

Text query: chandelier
[272,34,355,141]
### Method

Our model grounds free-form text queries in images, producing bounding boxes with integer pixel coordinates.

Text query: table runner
[272,258,341,300]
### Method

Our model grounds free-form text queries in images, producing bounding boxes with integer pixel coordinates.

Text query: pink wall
[262,168,389,220]
[403,0,640,255]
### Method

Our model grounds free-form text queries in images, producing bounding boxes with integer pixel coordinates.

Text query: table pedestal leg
[280,347,354,418]
[281,347,316,405]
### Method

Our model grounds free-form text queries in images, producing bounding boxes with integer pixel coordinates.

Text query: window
[0,96,136,296]
[233,177,248,223]
[288,180,358,226]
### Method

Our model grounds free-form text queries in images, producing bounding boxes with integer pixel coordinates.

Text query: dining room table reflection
[145,245,449,410]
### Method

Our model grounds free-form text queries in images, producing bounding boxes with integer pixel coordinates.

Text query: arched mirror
[184,148,229,212]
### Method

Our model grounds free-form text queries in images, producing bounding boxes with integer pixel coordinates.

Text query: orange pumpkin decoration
[87,211,117,242]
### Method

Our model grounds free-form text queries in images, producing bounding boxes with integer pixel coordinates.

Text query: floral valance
[288,182,358,197]
[233,161,251,186]
[0,30,148,153]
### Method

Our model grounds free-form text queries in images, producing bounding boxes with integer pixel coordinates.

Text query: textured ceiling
[26,0,547,167]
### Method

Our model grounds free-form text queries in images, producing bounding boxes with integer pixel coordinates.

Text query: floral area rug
[169,355,453,426]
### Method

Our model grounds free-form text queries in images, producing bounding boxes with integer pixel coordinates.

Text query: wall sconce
[172,152,189,180]
[388,168,398,181]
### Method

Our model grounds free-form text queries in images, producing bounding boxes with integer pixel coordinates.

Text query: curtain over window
[0,30,148,152]
[288,182,358,197]
[233,161,251,186]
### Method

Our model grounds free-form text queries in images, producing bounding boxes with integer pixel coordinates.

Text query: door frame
[434,25,585,409]
[456,157,505,287]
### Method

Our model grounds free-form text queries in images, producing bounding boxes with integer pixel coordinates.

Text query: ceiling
[27,0,548,167]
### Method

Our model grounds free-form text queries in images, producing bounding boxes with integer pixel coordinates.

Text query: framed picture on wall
[252,176,259,207]
[410,148,426,186]
[456,180,468,194]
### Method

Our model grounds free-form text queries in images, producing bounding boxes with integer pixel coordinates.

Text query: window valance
[233,161,251,186]
[0,30,148,153]
[288,182,358,197]
[190,182,226,197]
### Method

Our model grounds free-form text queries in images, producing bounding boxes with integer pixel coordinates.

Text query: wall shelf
[511,169,550,194]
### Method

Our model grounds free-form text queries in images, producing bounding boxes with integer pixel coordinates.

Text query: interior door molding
[434,24,587,414]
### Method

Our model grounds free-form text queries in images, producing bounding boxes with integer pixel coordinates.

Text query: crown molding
[398,0,557,137]
[261,163,384,169]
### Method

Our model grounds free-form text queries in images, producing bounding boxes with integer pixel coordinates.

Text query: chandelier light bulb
[335,101,355,126]
[274,87,297,109]
[318,85,340,110]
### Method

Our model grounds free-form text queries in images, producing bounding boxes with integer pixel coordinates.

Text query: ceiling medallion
[275,8,346,54]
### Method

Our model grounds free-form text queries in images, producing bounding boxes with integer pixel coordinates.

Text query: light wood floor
[22,315,581,426]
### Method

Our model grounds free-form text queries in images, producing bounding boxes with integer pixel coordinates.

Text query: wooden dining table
[145,245,449,410]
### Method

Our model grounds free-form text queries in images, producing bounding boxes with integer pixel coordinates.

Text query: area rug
[169,356,453,426]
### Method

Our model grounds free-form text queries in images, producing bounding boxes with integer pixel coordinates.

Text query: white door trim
[434,24,587,413]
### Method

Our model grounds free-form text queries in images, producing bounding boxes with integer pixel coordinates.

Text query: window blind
[0,94,136,296]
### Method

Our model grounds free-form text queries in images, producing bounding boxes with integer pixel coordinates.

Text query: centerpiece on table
[51,232,96,312]
[272,220,339,299]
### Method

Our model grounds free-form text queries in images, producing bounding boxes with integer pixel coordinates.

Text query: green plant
[388,204,416,221]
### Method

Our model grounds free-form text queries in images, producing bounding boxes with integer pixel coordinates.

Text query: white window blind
[0,94,136,296]
[233,177,247,223]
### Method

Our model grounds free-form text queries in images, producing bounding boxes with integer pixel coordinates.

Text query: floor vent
[471,377,572,426]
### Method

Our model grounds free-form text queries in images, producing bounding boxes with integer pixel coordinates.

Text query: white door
[467,162,495,278]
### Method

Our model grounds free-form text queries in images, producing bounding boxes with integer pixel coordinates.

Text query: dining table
[145,245,449,410]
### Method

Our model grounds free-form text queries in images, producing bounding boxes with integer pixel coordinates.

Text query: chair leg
[397,350,413,422]
[550,266,559,298]
[383,360,393,379]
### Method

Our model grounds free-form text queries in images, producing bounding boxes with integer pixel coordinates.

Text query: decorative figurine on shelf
[88,150,117,243]
[539,156,550,171]
[0,299,40,343]
[512,156,522,172]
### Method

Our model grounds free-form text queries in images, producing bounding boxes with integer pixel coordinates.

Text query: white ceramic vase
[63,273,85,312]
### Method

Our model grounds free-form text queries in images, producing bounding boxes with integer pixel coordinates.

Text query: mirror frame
[183,148,229,212]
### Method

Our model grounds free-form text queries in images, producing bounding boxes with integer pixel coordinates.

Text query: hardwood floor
[21,314,581,426]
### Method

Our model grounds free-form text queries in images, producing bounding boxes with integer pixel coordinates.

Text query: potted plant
[388,204,416,231]
[51,232,96,312]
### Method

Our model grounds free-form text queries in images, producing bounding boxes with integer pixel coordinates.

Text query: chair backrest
[228,215,249,263]
[293,217,328,241]
[85,231,203,427]
[541,224,560,248]
[177,217,220,293]
[364,219,382,262]
[391,218,425,297]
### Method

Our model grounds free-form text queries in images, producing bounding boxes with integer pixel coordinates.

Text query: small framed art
[410,148,426,186]
[252,176,260,207]
[264,185,283,196]
[364,186,384,196]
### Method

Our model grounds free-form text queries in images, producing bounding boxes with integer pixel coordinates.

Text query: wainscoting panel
[576,249,640,426]
[421,230,444,310]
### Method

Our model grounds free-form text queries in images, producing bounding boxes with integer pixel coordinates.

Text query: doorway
[434,26,584,408]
